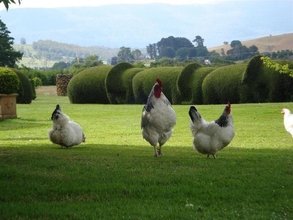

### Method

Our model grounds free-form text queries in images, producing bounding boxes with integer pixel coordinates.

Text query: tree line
[0,14,292,77]
[144,36,261,63]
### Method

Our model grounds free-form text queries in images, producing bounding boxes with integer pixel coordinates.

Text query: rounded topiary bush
[67,66,112,103]
[105,62,144,104]
[241,55,293,103]
[177,63,215,104]
[12,69,34,104]
[202,64,247,104]
[0,67,19,94]
[132,67,183,104]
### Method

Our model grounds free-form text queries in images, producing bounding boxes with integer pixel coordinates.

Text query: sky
[1,0,223,9]
[0,0,291,48]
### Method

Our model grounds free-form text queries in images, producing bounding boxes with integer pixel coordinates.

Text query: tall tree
[1,0,21,10]
[117,47,133,63]
[160,47,175,59]
[193,35,204,47]
[156,36,194,59]
[230,40,242,48]
[146,43,157,59]
[84,55,103,67]
[131,49,142,61]
[0,19,23,67]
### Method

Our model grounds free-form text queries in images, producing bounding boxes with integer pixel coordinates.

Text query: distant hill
[1,2,292,48]
[13,33,293,68]
[13,42,121,68]
[208,33,293,54]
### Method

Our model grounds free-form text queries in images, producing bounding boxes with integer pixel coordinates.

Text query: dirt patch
[36,86,57,95]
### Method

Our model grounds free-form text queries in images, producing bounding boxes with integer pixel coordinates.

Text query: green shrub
[241,55,265,102]
[177,63,215,104]
[241,55,293,103]
[176,63,202,104]
[105,62,144,104]
[202,64,246,104]
[67,66,112,104]
[132,67,183,104]
[0,67,19,94]
[30,79,36,100]
[12,69,34,104]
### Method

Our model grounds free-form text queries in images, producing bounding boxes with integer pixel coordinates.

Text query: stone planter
[0,93,18,119]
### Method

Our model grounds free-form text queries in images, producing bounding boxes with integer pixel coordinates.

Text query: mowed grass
[0,93,292,219]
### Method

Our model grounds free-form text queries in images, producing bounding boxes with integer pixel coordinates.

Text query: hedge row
[177,63,215,104]
[66,56,293,104]
[202,64,247,104]
[132,67,183,104]
[67,66,112,104]
[241,55,293,103]
[105,62,143,104]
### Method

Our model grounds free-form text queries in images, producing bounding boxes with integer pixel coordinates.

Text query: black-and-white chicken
[48,104,85,148]
[141,78,176,157]
[188,102,235,158]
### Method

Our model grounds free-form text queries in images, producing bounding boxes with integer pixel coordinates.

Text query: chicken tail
[189,106,201,123]
[189,106,203,136]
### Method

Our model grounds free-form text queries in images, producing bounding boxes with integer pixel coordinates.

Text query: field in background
[0,94,292,219]
[36,85,57,95]
[208,33,293,54]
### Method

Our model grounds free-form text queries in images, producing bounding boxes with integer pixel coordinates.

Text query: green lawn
[0,94,292,219]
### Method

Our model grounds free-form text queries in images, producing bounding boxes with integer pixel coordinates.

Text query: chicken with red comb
[141,78,176,157]
[188,102,235,158]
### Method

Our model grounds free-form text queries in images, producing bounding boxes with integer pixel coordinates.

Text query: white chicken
[281,108,293,137]
[141,78,176,157]
[48,104,85,148]
[188,102,235,158]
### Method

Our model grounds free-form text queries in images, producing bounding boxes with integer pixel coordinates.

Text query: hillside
[13,43,120,68]
[208,33,293,54]
[12,33,293,68]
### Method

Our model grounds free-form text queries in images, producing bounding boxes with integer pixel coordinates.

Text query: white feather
[282,108,293,137]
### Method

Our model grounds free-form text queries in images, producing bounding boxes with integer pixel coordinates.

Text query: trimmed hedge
[202,64,247,104]
[241,55,293,103]
[177,63,215,104]
[30,79,36,100]
[105,62,144,104]
[0,67,19,94]
[67,66,112,104]
[12,69,34,104]
[132,67,183,104]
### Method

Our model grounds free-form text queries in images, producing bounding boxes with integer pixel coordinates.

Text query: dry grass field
[208,32,293,54]
[35,86,57,95]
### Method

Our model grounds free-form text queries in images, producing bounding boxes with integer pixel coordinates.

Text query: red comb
[156,78,162,87]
